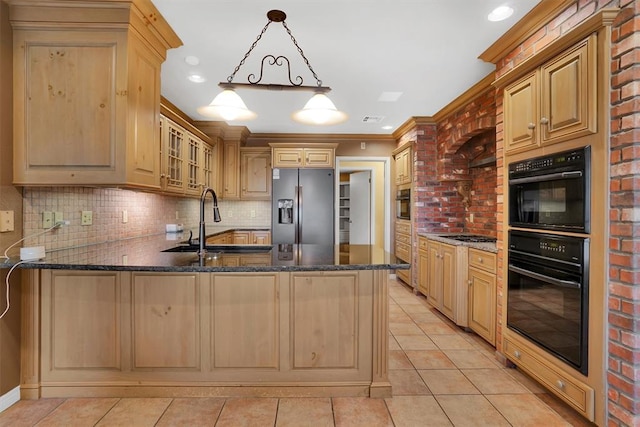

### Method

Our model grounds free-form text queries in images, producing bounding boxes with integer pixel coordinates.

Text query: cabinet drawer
[395,242,411,263]
[396,233,411,244]
[504,337,594,420]
[395,221,411,235]
[396,267,411,284]
[468,248,496,273]
[418,237,428,251]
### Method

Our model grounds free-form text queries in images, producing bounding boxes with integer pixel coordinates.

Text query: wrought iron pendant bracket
[219,10,330,93]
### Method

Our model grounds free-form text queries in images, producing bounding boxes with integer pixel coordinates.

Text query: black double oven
[507,146,590,375]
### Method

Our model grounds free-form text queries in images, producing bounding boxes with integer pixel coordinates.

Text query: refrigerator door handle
[296,185,303,244]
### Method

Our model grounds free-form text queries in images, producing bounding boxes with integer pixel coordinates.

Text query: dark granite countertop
[418,233,498,253]
[2,229,409,272]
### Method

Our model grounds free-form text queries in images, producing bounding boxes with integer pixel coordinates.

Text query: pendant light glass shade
[292,93,348,125]
[196,89,256,121]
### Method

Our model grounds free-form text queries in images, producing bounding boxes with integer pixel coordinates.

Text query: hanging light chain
[226,13,323,88]
[281,21,322,87]
[227,20,273,83]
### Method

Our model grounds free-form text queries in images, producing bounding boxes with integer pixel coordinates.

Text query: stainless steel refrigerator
[271,168,335,245]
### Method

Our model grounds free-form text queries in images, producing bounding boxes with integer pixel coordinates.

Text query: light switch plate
[81,210,93,226]
[42,211,53,229]
[0,210,14,232]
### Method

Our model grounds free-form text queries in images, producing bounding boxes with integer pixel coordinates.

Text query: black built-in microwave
[508,146,590,233]
[396,189,410,219]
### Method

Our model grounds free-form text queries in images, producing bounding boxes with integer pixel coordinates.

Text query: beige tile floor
[0,278,594,427]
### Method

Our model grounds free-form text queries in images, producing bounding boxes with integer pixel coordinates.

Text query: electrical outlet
[122,210,128,223]
[361,142,366,150]
[54,211,63,224]
[250,210,256,218]
[42,211,53,228]
[469,213,474,223]
[175,211,180,220]
[0,210,14,232]
[228,211,233,218]
[81,210,93,226]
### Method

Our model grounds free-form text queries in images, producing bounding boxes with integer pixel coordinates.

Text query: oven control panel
[540,241,567,254]
[509,146,589,175]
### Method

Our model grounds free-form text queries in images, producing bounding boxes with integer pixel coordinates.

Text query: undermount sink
[163,244,273,253]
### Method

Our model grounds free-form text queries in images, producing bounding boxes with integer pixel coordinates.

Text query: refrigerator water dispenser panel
[278,199,294,224]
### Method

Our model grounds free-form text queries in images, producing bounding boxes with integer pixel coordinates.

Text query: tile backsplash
[22,187,271,251]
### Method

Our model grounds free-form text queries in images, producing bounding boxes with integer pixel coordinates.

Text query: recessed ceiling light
[488,5,514,22]
[185,55,200,66]
[381,125,393,130]
[188,74,207,83]
[378,92,403,102]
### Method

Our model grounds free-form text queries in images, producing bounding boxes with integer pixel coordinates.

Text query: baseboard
[0,386,20,413]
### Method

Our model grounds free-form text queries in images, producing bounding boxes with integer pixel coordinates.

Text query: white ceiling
[153,0,540,135]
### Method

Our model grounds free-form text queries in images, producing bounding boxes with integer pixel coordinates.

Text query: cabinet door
[162,117,186,194]
[222,140,240,199]
[440,243,457,321]
[41,271,122,379]
[251,231,271,244]
[185,133,202,196]
[132,273,200,369]
[504,72,538,154]
[201,142,215,191]
[400,149,411,184]
[241,149,271,200]
[291,273,359,369]
[272,148,303,168]
[426,242,442,308]
[540,35,597,146]
[418,248,429,296]
[468,267,496,345]
[211,274,279,369]
[304,148,334,168]
[233,231,250,244]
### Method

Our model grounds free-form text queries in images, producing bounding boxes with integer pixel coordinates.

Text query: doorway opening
[335,157,390,252]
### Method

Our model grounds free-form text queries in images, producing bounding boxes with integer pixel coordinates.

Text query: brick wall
[608,1,640,425]
[410,87,497,238]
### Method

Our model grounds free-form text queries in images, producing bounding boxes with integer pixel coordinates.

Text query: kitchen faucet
[199,187,222,256]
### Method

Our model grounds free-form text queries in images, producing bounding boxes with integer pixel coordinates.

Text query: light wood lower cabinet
[132,273,200,369]
[27,269,387,397]
[467,248,497,346]
[426,240,457,321]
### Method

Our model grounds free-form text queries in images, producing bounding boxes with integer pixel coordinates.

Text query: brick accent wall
[608,1,640,425]
[410,87,498,238]
[491,0,640,424]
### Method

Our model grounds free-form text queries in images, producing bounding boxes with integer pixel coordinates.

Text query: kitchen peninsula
[12,231,407,400]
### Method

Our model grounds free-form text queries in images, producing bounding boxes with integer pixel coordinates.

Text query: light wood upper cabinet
[222,140,240,199]
[504,35,596,154]
[393,145,412,186]
[269,143,338,168]
[10,0,181,188]
[240,148,271,200]
[160,115,214,196]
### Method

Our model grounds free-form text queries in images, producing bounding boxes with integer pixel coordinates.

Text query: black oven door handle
[508,264,581,289]
[509,171,583,185]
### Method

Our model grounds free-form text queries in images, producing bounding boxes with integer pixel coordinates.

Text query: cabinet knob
[514,350,521,359]
[556,380,565,390]
[468,280,472,286]
[478,258,484,263]
[527,123,536,130]
[540,117,549,125]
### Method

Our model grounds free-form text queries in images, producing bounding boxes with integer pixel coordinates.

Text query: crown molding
[479,0,575,64]
[247,133,396,144]
[392,116,436,140]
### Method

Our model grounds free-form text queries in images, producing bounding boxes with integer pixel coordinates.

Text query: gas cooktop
[439,235,497,243]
